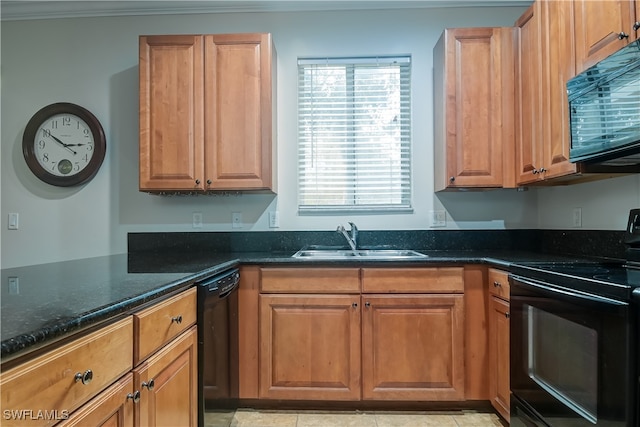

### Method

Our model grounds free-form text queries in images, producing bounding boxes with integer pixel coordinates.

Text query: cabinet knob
[206,179,212,185]
[493,281,502,288]
[352,302,358,308]
[74,369,93,385]
[505,312,510,319]
[532,169,539,175]
[195,179,201,185]
[449,176,455,183]
[127,390,141,403]
[142,379,155,391]
[365,301,371,308]
[634,22,640,31]
[539,167,547,173]
[618,32,630,40]
[171,315,183,324]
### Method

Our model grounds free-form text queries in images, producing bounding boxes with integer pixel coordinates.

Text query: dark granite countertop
[0,248,612,362]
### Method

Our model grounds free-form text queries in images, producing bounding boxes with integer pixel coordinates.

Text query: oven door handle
[510,275,628,307]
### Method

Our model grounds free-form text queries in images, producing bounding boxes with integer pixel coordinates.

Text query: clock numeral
[83,129,90,137]
[82,153,90,162]
[41,128,52,138]
[74,162,80,171]
[38,140,46,150]
[62,116,71,126]
[51,162,57,171]
[50,120,58,129]
[42,153,49,163]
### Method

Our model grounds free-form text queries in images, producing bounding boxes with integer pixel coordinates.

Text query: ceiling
[1,1,532,21]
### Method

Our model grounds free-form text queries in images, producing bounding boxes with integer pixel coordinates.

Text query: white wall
[4,5,635,268]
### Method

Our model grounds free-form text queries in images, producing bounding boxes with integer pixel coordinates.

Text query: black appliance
[509,209,640,426]
[567,39,640,167]
[197,268,240,427]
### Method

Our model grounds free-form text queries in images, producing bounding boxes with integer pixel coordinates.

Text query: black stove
[509,261,639,302]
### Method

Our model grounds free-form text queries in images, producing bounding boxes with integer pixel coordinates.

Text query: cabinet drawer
[362,267,464,293]
[260,268,360,293]
[134,287,196,364]
[488,268,510,300]
[0,316,133,427]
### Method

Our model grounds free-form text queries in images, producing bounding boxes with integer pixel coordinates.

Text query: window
[297,56,412,214]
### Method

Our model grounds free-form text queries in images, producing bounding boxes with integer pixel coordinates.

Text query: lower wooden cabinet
[57,373,135,427]
[488,268,510,422]
[0,288,197,427]
[361,294,465,401]
[134,327,198,427]
[259,294,361,400]
[257,267,466,402]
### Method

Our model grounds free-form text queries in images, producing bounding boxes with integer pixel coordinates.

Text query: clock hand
[47,133,77,155]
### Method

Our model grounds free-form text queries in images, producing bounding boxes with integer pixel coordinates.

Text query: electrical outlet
[8,213,18,230]
[572,207,582,228]
[232,212,243,229]
[269,211,280,228]
[8,277,19,295]
[429,210,446,227]
[192,212,203,229]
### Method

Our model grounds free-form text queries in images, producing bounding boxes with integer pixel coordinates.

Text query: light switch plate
[429,210,446,227]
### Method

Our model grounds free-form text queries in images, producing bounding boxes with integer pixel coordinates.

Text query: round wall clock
[22,102,106,187]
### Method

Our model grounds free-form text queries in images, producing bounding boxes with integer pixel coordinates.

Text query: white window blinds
[297,56,412,214]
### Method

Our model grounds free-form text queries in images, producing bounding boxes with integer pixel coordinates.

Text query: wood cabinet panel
[489,296,510,422]
[135,327,198,427]
[488,268,510,300]
[139,35,205,191]
[134,287,196,364]
[204,33,275,190]
[237,266,260,399]
[515,3,544,185]
[540,0,579,180]
[362,267,463,293]
[260,267,361,293]
[574,0,636,73]
[463,265,489,400]
[433,27,515,191]
[361,294,465,400]
[259,294,361,400]
[57,373,134,427]
[0,317,133,427]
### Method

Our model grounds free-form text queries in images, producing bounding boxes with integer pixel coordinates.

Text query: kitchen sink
[292,248,428,260]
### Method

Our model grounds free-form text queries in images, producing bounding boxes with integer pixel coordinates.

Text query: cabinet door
[57,373,135,427]
[433,28,513,190]
[259,294,361,400]
[574,0,636,73]
[515,3,544,185]
[139,35,205,191]
[204,33,275,191]
[489,296,510,422]
[361,295,465,401]
[540,0,579,180]
[135,327,198,427]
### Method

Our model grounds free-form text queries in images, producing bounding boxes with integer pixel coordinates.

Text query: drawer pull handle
[171,315,183,324]
[142,379,155,391]
[74,369,93,385]
[505,312,510,319]
[127,390,141,403]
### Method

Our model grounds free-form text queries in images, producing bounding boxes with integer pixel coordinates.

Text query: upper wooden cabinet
[139,33,276,193]
[574,0,640,73]
[433,27,516,191]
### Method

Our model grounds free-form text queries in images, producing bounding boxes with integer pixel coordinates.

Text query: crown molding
[1,1,532,21]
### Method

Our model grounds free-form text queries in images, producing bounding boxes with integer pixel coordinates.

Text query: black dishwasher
[197,267,240,427]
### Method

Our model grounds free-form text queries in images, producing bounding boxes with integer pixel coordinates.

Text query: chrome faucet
[337,222,358,251]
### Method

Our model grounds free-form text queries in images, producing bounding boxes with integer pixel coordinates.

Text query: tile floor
[204,409,507,427]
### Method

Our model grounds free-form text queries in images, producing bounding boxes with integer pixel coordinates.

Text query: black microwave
[567,39,640,166]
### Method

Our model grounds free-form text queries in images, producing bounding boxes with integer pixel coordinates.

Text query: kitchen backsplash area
[128,229,628,261]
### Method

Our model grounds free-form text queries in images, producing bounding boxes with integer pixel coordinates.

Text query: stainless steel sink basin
[292,248,428,260]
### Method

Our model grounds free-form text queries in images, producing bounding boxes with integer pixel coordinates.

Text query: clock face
[22,103,106,187]
[33,113,96,177]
